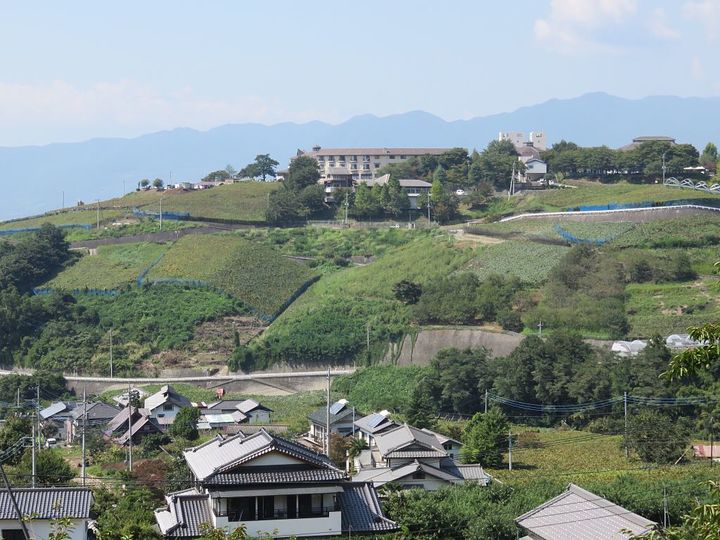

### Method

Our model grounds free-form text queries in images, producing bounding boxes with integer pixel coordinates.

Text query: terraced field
[467,240,569,283]
[45,242,169,290]
[625,277,720,337]
[146,234,317,317]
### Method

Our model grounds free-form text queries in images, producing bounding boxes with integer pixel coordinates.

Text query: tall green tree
[460,408,508,466]
[242,154,279,181]
[285,155,320,191]
[624,410,689,464]
[700,142,718,172]
[169,407,201,441]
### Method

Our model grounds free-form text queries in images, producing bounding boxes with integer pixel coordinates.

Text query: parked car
[455,189,466,196]
[45,438,58,448]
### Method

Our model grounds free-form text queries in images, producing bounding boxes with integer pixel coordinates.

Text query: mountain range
[1,92,719,221]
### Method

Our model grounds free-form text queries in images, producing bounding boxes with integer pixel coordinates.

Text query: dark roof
[308,405,356,426]
[71,402,120,422]
[0,488,92,519]
[516,483,656,539]
[338,483,397,533]
[115,415,162,446]
[207,467,346,485]
[155,488,213,538]
[354,412,397,435]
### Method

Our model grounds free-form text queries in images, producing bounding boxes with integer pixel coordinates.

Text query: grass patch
[0,208,124,230]
[46,242,169,290]
[146,234,317,317]
[104,182,278,222]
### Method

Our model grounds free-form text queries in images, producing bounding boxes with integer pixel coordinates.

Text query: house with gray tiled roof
[352,423,491,492]
[354,410,399,449]
[154,429,395,538]
[201,399,272,425]
[307,399,358,446]
[144,385,192,427]
[0,487,93,540]
[515,483,656,540]
[66,402,120,443]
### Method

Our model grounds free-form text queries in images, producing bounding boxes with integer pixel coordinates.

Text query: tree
[352,184,382,219]
[225,164,237,177]
[139,179,150,188]
[430,178,444,205]
[253,154,279,181]
[152,178,164,189]
[624,410,689,464]
[0,414,31,465]
[169,407,201,441]
[385,177,409,217]
[285,156,320,191]
[201,170,231,183]
[700,142,718,172]
[347,437,368,459]
[20,449,74,485]
[405,379,437,430]
[460,408,508,467]
[432,165,447,185]
[393,280,422,305]
[199,523,248,539]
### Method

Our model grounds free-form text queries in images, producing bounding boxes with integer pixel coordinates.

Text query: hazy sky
[0,0,718,146]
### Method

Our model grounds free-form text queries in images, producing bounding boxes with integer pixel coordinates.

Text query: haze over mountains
[1,92,719,221]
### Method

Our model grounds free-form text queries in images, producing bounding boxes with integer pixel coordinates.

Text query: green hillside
[45,242,169,290]
[106,181,277,221]
[0,208,124,230]
[145,234,317,317]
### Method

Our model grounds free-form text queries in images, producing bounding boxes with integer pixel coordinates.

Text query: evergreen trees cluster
[266,155,327,224]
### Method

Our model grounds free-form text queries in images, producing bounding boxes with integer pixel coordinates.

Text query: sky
[0,0,719,146]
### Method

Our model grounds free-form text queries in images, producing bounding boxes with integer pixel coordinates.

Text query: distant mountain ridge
[1,92,719,221]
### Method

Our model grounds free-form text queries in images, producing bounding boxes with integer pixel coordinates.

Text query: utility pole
[624,391,629,459]
[484,390,488,414]
[662,151,668,185]
[127,382,133,472]
[81,386,87,486]
[344,192,349,225]
[427,192,431,222]
[710,416,714,468]
[96,199,100,229]
[159,197,164,231]
[662,486,669,528]
[0,461,30,540]
[508,429,513,471]
[109,329,113,379]
[509,162,516,198]
[537,321,543,337]
[325,368,331,457]
[62,190,65,210]
[31,421,36,488]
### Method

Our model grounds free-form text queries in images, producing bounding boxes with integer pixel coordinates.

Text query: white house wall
[214,511,342,538]
[1,519,88,540]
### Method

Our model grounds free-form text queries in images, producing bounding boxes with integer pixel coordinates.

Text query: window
[339,155,346,161]
[363,155,370,161]
[329,162,335,167]
[374,163,380,168]
[317,156,324,161]
[163,404,173,411]
[351,163,357,170]
[373,155,380,159]
[363,164,370,170]
[412,470,426,480]
[350,156,357,162]
[228,497,255,522]
[400,155,407,159]
[389,156,396,160]
[2,530,26,540]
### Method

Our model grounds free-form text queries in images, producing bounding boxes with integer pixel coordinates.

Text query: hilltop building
[619,135,676,152]
[499,131,547,151]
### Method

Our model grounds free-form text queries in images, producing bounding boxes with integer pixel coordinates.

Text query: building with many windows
[294,146,451,199]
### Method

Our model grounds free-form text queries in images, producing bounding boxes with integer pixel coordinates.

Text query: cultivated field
[146,234,317,316]
[45,242,169,290]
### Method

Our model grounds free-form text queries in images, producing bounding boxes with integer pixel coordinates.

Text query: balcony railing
[223,505,339,522]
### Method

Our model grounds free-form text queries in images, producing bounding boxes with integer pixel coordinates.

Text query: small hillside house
[106,406,163,446]
[66,402,120,443]
[144,385,192,428]
[354,411,399,449]
[154,429,395,538]
[307,399,357,445]
[515,483,656,540]
[0,487,93,540]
